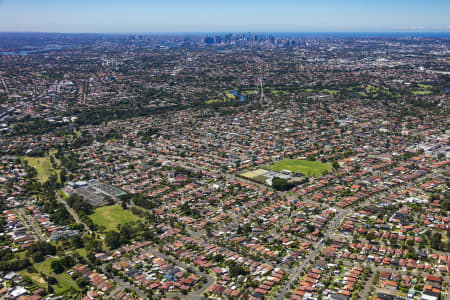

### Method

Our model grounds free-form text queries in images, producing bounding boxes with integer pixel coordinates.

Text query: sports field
[265,159,332,177]
[90,204,140,231]
[241,169,269,179]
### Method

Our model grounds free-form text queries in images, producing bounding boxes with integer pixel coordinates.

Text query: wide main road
[274,208,348,300]
[18,207,47,242]
[0,75,9,95]
[149,158,448,299]
[273,166,449,299]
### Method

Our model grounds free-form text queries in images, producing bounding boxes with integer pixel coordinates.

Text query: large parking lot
[70,180,126,207]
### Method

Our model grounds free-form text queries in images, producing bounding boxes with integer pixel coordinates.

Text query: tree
[71,235,84,249]
[206,226,212,238]
[32,251,44,263]
[332,161,340,169]
[47,276,57,285]
[442,198,450,213]
[228,262,248,277]
[51,260,64,274]
[50,256,75,274]
[105,230,121,249]
[66,194,94,215]
[105,263,113,274]
[272,177,292,191]
[121,198,128,210]
[76,277,89,288]
[366,231,376,242]
[431,232,442,250]
[27,241,56,257]
[214,254,224,263]
[87,252,97,264]
[59,168,67,183]
[0,258,30,271]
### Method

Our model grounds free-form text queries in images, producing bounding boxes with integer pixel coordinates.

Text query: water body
[230,90,246,102]
[1,45,68,55]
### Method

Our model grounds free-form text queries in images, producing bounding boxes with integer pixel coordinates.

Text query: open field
[20,257,80,295]
[90,204,140,231]
[321,89,339,96]
[266,88,288,95]
[22,156,59,183]
[225,91,236,99]
[38,258,79,294]
[241,169,269,179]
[73,128,82,138]
[205,99,225,104]
[265,159,332,177]
[241,90,258,95]
[263,87,289,95]
[412,90,432,95]
[18,270,47,289]
[412,84,433,95]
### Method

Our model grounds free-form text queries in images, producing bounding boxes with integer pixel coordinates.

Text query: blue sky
[0,0,449,33]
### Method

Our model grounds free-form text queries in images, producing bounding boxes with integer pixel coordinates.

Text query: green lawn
[365,84,376,92]
[224,91,236,99]
[268,89,288,95]
[90,204,140,231]
[241,90,258,95]
[20,257,80,295]
[39,258,79,294]
[18,270,47,289]
[75,248,88,258]
[73,128,82,138]
[65,247,88,258]
[265,159,332,177]
[22,156,60,183]
[321,89,339,96]
[412,90,432,95]
[58,190,69,199]
[206,99,227,104]
[412,84,433,96]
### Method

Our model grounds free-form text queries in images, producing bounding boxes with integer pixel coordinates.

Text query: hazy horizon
[1,31,450,35]
[0,0,449,33]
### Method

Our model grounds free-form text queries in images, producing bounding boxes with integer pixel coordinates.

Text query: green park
[265,159,332,177]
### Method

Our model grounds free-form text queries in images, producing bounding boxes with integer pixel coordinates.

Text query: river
[1,45,69,56]
[230,90,246,102]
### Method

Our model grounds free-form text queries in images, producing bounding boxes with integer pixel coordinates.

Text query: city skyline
[0,0,449,33]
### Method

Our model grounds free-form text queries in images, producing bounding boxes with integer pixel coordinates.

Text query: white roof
[421,294,438,300]
[10,286,27,297]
